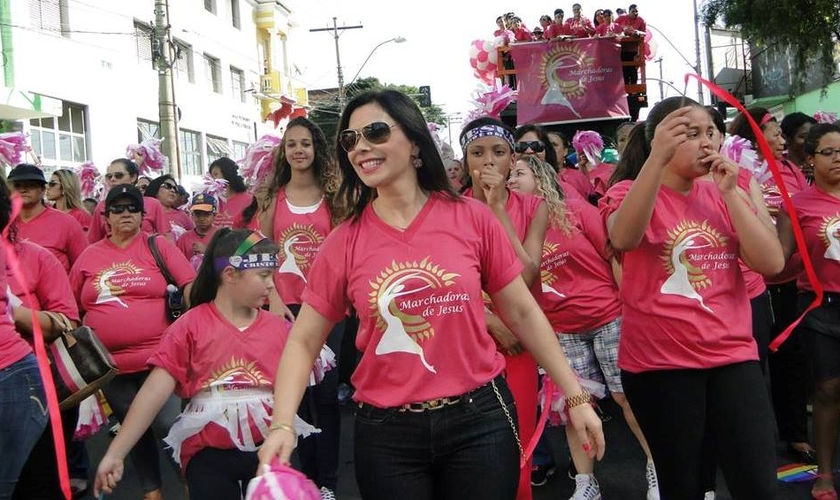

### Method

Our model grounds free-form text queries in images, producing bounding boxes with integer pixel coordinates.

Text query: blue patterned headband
[213,233,278,273]
[460,124,515,153]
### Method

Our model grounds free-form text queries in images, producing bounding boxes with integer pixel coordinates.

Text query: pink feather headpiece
[721,134,770,184]
[238,135,281,192]
[466,84,516,122]
[814,111,838,124]
[0,132,31,167]
[74,161,101,199]
[126,138,168,175]
[572,130,604,165]
[193,172,229,203]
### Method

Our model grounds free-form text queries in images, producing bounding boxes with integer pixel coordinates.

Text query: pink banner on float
[509,39,630,126]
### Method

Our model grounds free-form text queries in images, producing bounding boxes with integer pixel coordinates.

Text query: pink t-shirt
[493,28,514,44]
[730,169,766,298]
[69,233,195,373]
[615,14,647,34]
[544,23,571,39]
[214,192,254,229]
[564,16,595,38]
[164,207,194,233]
[68,207,92,233]
[15,206,87,274]
[176,228,218,270]
[791,186,840,293]
[0,245,32,371]
[148,303,289,468]
[88,196,169,243]
[595,22,622,37]
[8,240,80,322]
[560,168,593,200]
[271,191,332,306]
[540,198,621,333]
[589,163,616,198]
[302,193,522,408]
[599,180,757,372]
[761,159,809,221]
[513,26,534,42]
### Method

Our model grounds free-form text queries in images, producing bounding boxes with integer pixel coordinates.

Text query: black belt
[357,374,504,414]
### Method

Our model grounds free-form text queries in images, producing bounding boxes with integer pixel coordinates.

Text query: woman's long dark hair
[266,117,343,226]
[459,116,516,192]
[144,174,176,199]
[110,158,141,184]
[728,107,772,146]
[515,124,559,171]
[209,157,247,193]
[190,228,280,306]
[336,90,458,222]
[547,130,575,169]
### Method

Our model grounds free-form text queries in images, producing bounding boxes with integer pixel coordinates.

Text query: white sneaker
[569,474,602,500]
[645,460,660,500]
[704,491,716,500]
[319,486,336,500]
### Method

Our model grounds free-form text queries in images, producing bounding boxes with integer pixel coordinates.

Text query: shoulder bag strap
[147,234,177,286]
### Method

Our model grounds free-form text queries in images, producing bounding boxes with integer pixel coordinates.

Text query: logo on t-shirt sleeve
[819,215,840,261]
[368,258,461,374]
[277,223,325,282]
[660,220,729,312]
[93,261,146,308]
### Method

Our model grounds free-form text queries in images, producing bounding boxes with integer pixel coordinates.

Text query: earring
[412,156,423,169]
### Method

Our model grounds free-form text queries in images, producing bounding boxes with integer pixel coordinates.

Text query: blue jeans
[353,375,519,500]
[0,354,48,499]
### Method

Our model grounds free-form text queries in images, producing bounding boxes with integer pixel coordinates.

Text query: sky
[285,0,708,144]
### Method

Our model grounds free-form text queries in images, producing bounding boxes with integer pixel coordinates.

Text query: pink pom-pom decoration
[170,224,187,241]
[539,375,607,426]
[74,394,107,441]
[309,345,336,386]
[194,172,229,203]
[814,111,838,124]
[245,460,321,500]
[126,138,169,175]
[74,161,101,199]
[572,130,605,166]
[721,134,769,184]
[466,84,516,122]
[239,135,281,192]
[0,132,31,168]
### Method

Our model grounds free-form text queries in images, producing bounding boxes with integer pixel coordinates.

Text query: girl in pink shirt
[259,89,604,500]
[547,130,593,200]
[209,157,256,229]
[601,96,783,498]
[508,155,659,498]
[94,229,316,499]
[258,116,343,496]
[464,117,548,500]
[145,175,194,235]
[46,169,93,233]
[777,123,840,500]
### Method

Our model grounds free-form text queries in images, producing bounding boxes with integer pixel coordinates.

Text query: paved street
[81,398,828,499]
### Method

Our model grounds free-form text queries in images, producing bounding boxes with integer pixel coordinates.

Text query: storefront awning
[0,87,63,120]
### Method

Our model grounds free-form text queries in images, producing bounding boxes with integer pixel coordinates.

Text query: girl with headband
[259,90,604,500]
[94,230,317,499]
[461,117,548,500]
[601,96,783,498]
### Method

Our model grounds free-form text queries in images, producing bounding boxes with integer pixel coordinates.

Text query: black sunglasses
[105,172,127,181]
[161,182,177,191]
[514,141,546,154]
[339,122,398,153]
[107,204,141,214]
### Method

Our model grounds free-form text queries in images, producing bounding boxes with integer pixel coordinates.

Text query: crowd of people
[0,83,839,500]
[495,4,645,42]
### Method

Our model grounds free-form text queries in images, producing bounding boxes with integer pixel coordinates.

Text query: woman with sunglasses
[70,185,196,500]
[46,169,92,232]
[88,158,169,243]
[257,116,344,498]
[259,90,604,500]
[462,117,548,500]
[517,124,591,202]
[776,124,840,500]
[145,174,195,234]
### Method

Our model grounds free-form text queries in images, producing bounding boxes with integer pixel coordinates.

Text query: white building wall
[9,0,297,188]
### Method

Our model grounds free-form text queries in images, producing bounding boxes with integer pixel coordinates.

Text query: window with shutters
[173,39,195,83]
[134,21,154,68]
[179,129,203,176]
[29,0,69,37]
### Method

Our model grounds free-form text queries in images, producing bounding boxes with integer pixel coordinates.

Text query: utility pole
[692,0,704,104]
[153,0,180,180]
[655,57,664,101]
[310,17,363,110]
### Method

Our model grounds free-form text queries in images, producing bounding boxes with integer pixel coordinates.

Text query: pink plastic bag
[245,460,320,500]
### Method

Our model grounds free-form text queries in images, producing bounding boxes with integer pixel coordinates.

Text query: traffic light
[418,86,431,107]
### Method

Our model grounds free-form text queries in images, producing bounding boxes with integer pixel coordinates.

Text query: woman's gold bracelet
[268,422,296,435]
[566,390,593,409]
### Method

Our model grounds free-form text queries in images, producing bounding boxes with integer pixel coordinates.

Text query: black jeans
[353,375,519,500]
[622,361,777,500]
[768,281,810,443]
[185,447,258,500]
[290,303,343,490]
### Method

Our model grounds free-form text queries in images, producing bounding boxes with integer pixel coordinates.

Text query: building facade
[0,0,307,188]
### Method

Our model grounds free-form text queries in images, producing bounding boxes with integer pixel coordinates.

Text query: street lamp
[348,37,407,87]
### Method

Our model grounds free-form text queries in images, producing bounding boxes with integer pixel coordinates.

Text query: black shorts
[798,292,840,381]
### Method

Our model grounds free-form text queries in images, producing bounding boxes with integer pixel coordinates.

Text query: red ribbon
[683,73,822,351]
[521,378,554,469]
[2,195,71,499]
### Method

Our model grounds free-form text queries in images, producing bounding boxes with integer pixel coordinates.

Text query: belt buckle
[400,396,460,412]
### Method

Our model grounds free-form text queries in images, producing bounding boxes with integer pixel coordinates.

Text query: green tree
[702,0,840,94]
[308,77,446,144]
